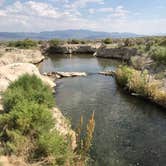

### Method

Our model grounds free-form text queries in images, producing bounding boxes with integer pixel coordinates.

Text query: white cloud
[3,1,62,18]
[98,7,113,12]
[89,8,95,14]
[0,1,97,32]
[0,0,4,6]
[0,10,6,16]
[113,6,129,18]
[66,0,104,9]
[88,6,128,20]
[0,1,165,34]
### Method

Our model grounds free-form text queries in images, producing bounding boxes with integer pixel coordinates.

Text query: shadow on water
[40,54,166,166]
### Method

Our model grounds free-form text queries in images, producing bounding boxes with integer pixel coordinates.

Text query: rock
[0,63,55,93]
[45,44,101,54]
[51,107,76,150]
[56,72,87,77]
[0,156,28,166]
[44,71,87,78]
[99,71,115,76]
[0,48,44,66]
[95,46,138,61]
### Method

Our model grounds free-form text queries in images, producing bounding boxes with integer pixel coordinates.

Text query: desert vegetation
[8,39,38,49]
[0,74,95,165]
[49,39,64,46]
[149,46,166,64]
[102,38,112,44]
[116,66,166,107]
[0,74,73,165]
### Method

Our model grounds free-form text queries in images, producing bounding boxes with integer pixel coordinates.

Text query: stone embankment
[95,46,139,61]
[0,47,44,66]
[45,43,101,54]
[95,45,139,61]
[44,43,139,61]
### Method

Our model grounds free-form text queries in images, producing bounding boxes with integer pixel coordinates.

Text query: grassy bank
[115,66,166,108]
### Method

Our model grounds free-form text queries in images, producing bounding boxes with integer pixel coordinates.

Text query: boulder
[56,71,87,77]
[44,71,87,78]
[0,48,44,66]
[99,71,115,76]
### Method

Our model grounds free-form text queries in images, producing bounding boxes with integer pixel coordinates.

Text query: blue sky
[0,0,166,34]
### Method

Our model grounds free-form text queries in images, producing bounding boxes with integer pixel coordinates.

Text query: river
[40,54,166,166]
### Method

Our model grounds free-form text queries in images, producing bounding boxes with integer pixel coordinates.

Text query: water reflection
[39,54,121,73]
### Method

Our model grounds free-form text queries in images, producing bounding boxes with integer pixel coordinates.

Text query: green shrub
[3,74,54,113]
[159,39,166,47]
[36,131,70,165]
[0,74,73,165]
[103,38,112,44]
[49,39,62,46]
[68,39,80,44]
[80,40,86,44]
[8,39,37,49]
[124,38,135,47]
[116,66,133,86]
[150,46,166,64]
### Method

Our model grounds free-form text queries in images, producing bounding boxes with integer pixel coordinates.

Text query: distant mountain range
[0,29,143,40]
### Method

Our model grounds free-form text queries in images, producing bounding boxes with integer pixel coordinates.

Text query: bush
[116,66,133,86]
[103,38,112,44]
[68,39,80,44]
[8,39,37,49]
[37,131,70,165]
[128,70,149,96]
[159,39,166,47]
[150,46,166,64]
[3,74,54,113]
[124,38,135,47]
[49,39,62,46]
[0,74,73,165]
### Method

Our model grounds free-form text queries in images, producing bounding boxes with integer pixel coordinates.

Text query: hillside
[0,29,142,40]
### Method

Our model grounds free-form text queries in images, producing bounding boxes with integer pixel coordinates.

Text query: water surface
[40,54,166,166]
[39,54,120,73]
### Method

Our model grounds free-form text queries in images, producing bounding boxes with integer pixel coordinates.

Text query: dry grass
[116,66,166,108]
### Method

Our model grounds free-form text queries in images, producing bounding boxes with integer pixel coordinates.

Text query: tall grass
[116,66,166,107]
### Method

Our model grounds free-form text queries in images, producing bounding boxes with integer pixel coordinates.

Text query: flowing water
[40,54,166,166]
